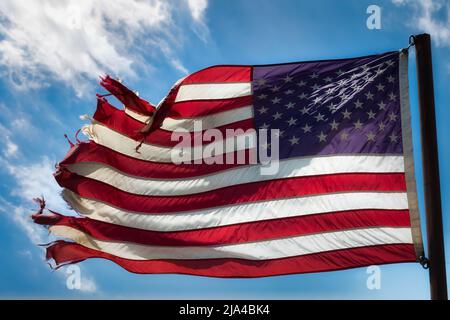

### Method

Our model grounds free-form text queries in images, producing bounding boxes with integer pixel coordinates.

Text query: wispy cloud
[188,0,208,21]
[0,0,209,96]
[187,0,209,42]
[3,135,18,157]
[0,156,64,243]
[0,156,100,295]
[392,0,450,47]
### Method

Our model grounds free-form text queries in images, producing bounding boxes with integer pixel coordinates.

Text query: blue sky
[0,0,449,299]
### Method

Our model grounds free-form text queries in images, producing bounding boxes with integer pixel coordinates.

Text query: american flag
[33,50,423,277]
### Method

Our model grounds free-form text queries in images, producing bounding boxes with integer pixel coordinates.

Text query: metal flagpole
[412,33,448,300]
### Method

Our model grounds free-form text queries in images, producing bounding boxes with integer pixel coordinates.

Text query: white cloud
[0,0,207,96]
[392,0,450,47]
[0,123,21,158]
[170,57,189,74]
[391,0,408,5]
[187,0,209,42]
[0,156,100,294]
[18,249,33,260]
[188,0,208,21]
[6,156,65,211]
[4,136,18,157]
[0,156,65,243]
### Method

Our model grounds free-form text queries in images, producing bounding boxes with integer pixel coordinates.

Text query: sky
[0,0,449,299]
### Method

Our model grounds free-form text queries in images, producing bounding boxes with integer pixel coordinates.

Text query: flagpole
[413,33,448,300]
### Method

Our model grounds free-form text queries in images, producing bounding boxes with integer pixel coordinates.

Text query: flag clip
[401,35,416,54]
[419,255,430,269]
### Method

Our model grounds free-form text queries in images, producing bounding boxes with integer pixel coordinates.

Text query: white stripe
[62,190,409,231]
[49,225,413,260]
[82,121,255,163]
[125,108,151,123]
[161,106,253,132]
[175,83,251,102]
[67,154,405,196]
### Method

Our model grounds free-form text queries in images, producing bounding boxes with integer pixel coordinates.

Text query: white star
[298,92,308,99]
[351,83,362,91]
[317,131,327,142]
[273,112,283,120]
[310,73,319,79]
[274,130,284,138]
[389,92,397,101]
[388,112,398,121]
[367,110,376,119]
[283,75,293,82]
[327,103,336,112]
[311,84,320,91]
[389,133,399,143]
[366,131,376,141]
[258,106,268,114]
[375,68,385,76]
[387,75,395,83]
[260,123,269,129]
[342,109,352,119]
[271,86,280,92]
[365,91,374,100]
[258,93,268,99]
[313,96,322,104]
[330,120,339,130]
[301,123,312,133]
[285,102,295,109]
[361,65,370,73]
[354,99,363,109]
[337,79,346,87]
[336,69,344,76]
[326,87,336,95]
[300,106,309,115]
[353,119,363,130]
[378,101,387,110]
[271,97,281,104]
[286,117,297,126]
[376,83,385,91]
[386,60,395,67]
[314,113,325,122]
[289,136,300,145]
[324,76,332,83]
[340,93,350,102]
[257,79,267,86]
[340,132,349,141]
[284,89,294,95]
[297,81,306,87]
[378,122,386,131]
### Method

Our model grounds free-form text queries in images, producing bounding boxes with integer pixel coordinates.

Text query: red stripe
[59,142,252,179]
[55,171,407,214]
[167,96,253,118]
[99,76,155,116]
[181,66,251,84]
[93,98,254,147]
[45,242,416,277]
[36,209,411,246]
